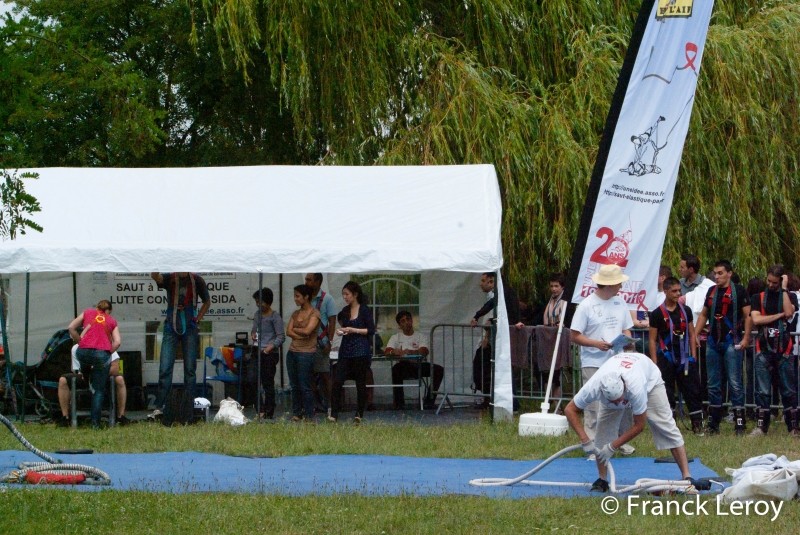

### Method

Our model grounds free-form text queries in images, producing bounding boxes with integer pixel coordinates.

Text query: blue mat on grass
[0,450,723,497]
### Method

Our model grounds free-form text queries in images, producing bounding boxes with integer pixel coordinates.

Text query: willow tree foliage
[190,0,800,299]
[2,1,798,300]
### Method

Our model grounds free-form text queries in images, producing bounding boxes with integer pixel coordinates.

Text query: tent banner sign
[91,272,251,321]
[571,0,713,311]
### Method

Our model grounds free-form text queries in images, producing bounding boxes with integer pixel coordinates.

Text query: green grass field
[1,416,799,534]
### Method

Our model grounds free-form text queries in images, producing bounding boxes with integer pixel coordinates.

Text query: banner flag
[567,0,714,312]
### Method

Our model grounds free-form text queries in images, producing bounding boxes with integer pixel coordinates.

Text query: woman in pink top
[67,299,122,428]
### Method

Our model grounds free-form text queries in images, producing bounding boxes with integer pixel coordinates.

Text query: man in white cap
[570,264,634,451]
[564,352,710,492]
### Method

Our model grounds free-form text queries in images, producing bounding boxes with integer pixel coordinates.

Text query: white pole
[540,301,568,414]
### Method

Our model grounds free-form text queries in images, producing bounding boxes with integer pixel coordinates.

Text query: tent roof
[1,165,504,274]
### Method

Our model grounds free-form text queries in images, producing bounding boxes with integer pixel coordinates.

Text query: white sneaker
[619,444,635,456]
[587,454,596,461]
[748,428,765,438]
[147,409,163,420]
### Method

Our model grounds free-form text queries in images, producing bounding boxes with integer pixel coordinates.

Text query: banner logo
[620,116,667,176]
[657,0,693,19]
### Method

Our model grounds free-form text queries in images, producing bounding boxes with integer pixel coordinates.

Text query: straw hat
[591,264,629,285]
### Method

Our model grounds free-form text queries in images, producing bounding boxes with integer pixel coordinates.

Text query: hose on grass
[0,413,111,485]
[469,443,721,494]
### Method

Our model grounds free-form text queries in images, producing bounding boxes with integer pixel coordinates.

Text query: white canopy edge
[0,165,503,274]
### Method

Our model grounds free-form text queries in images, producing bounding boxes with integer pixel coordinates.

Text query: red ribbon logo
[683,42,698,72]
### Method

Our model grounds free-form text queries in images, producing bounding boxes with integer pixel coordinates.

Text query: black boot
[689,411,704,436]
[784,409,800,437]
[708,405,722,435]
[749,408,770,437]
[734,407,746,436]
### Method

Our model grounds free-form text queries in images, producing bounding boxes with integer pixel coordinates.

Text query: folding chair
[202,346,244,404]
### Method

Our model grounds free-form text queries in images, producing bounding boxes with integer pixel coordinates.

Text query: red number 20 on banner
[589,227,629,268]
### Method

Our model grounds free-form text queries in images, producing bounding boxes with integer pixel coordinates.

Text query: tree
[2,1,798,298]
[191,0,800,298]
[0,168,41,240]
[0,0,303,167]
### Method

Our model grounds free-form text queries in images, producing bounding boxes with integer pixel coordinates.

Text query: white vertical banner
[571,0,714,311]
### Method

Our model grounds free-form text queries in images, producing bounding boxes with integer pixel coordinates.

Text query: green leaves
[0,169,42,240]
[2,0,798,296]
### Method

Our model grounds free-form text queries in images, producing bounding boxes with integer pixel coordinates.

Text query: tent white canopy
[0,165,512,419]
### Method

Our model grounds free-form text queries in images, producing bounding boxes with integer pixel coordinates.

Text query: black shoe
[686,477,712,491]
[56,415,70,428]
[590,478,609,492]
[116,415,132,426]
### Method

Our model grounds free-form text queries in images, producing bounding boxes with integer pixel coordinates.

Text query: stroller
[2,329,73,417]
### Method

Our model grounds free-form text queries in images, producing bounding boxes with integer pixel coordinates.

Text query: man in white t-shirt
[386,311,443,410]
[564,353,710,492]
[55,345,129,427]
[570,264,634,445]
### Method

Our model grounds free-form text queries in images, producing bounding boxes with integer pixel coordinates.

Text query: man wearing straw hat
[570,264,634,452]
[564,352,710,492]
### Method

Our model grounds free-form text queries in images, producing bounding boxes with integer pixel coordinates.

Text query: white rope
[0,413,111,485]
[470,443,722,494]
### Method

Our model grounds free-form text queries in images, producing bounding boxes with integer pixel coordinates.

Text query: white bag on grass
[213,398,248,426]
[723,454,800,503]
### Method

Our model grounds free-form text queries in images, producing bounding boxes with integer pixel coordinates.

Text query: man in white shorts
[564,352,709,492]
[570,264,635,453]
[55,345,129,426]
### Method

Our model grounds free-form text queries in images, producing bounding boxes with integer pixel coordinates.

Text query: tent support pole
[72,272,78,318]
[279,275,284,389]
[256,272,263,419]
[21,273,30,422]
[0,276,13,417]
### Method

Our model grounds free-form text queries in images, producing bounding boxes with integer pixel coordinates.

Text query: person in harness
[695,260,752,435]
[648,277,704,435]
[749,264,798,437]
[148,272,210,422]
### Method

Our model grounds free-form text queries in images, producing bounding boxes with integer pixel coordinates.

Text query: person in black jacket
[470,272,521,326]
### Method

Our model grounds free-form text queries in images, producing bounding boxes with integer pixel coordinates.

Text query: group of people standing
[278,276,376,424]
[569,256,800,441]
[64,270,440,427]
[646,257,799,438]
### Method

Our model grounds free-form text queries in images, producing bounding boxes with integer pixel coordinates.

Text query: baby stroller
[3,329,72,417]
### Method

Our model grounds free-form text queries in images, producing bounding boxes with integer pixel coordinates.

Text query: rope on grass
[0,412,60,464]
[0,413,111,486]
[469,443,722,494]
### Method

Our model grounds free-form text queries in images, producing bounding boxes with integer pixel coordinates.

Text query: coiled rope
[0,413,111,485]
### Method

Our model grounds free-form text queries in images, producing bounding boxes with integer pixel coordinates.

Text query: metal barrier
[430,323,800,417]
[429,324,491,410]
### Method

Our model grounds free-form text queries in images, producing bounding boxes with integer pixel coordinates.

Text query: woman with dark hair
[329,281,375,424]
[67,299,122,428]
[285,284,320,421]
[251,287,285,420]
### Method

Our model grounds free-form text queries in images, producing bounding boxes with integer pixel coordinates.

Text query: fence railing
[429,324,800,414]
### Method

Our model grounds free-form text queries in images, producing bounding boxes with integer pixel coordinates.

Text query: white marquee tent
[0,165,513,420]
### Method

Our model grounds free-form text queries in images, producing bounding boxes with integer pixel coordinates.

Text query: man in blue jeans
[749,265,798,436]
[695,260,752,435]
[148,272,210,422]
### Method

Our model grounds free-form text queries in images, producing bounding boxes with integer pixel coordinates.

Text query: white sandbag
[213,398,248,426]
[720,467,800,503]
